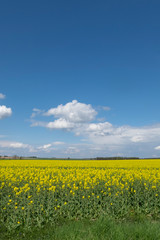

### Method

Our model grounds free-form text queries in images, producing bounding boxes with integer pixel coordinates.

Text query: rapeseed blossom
[1,159,160,230]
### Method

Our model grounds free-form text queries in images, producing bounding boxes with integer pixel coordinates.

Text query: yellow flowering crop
[1,159,160,230]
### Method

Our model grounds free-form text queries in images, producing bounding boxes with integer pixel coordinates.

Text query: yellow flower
[14,187,18,192]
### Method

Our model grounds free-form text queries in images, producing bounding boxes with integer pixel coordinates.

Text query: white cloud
[31,108,44,118]
[41,144,52,149]
[37,143,57,153]
[37,142,65,152]
[86,122,112,134]
[31,100,160,146]
[155,146,160,150]
[38,143,52,150]
[0,141,38,156]
[31,100,97,131]
[85,124,160,146]
[0,93,5,99]
[35,142,65,152]
[0,141,28,148]
[44,100,97,123]
[0,105,12,119]
[47,118,75,130]
[30,121,47,127]
[29,100,160,158]
[10,143,28,148]
[52,141,65,145]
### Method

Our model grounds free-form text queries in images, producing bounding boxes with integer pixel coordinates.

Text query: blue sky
[0,0,160,158]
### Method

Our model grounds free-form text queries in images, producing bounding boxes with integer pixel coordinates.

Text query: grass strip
[1,216,160,240]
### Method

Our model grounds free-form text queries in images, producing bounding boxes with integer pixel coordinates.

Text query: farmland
[1,159,160,234]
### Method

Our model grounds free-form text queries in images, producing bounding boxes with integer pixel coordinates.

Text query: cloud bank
[28,100,160,157]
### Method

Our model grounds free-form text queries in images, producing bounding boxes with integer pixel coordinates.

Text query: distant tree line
[95,157,139,160]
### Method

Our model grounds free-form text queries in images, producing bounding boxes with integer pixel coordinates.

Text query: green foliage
[1,217,160,240]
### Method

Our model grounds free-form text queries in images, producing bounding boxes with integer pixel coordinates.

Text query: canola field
[1,159,160,230]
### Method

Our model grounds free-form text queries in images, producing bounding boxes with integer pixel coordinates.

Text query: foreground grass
[1,217,160,240]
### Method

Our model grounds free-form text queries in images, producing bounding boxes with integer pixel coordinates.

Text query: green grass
[1,217,160,240]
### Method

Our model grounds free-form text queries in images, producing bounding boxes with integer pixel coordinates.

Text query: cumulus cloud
[0,105,12,119]
[0,93,5,99]
[31,100,97,131]
[47,118,75,130]
[86,122,112,134]
[44,100,97,123]
[33,100,97,131]
[31,100,160,146]
[29,100,160,157]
